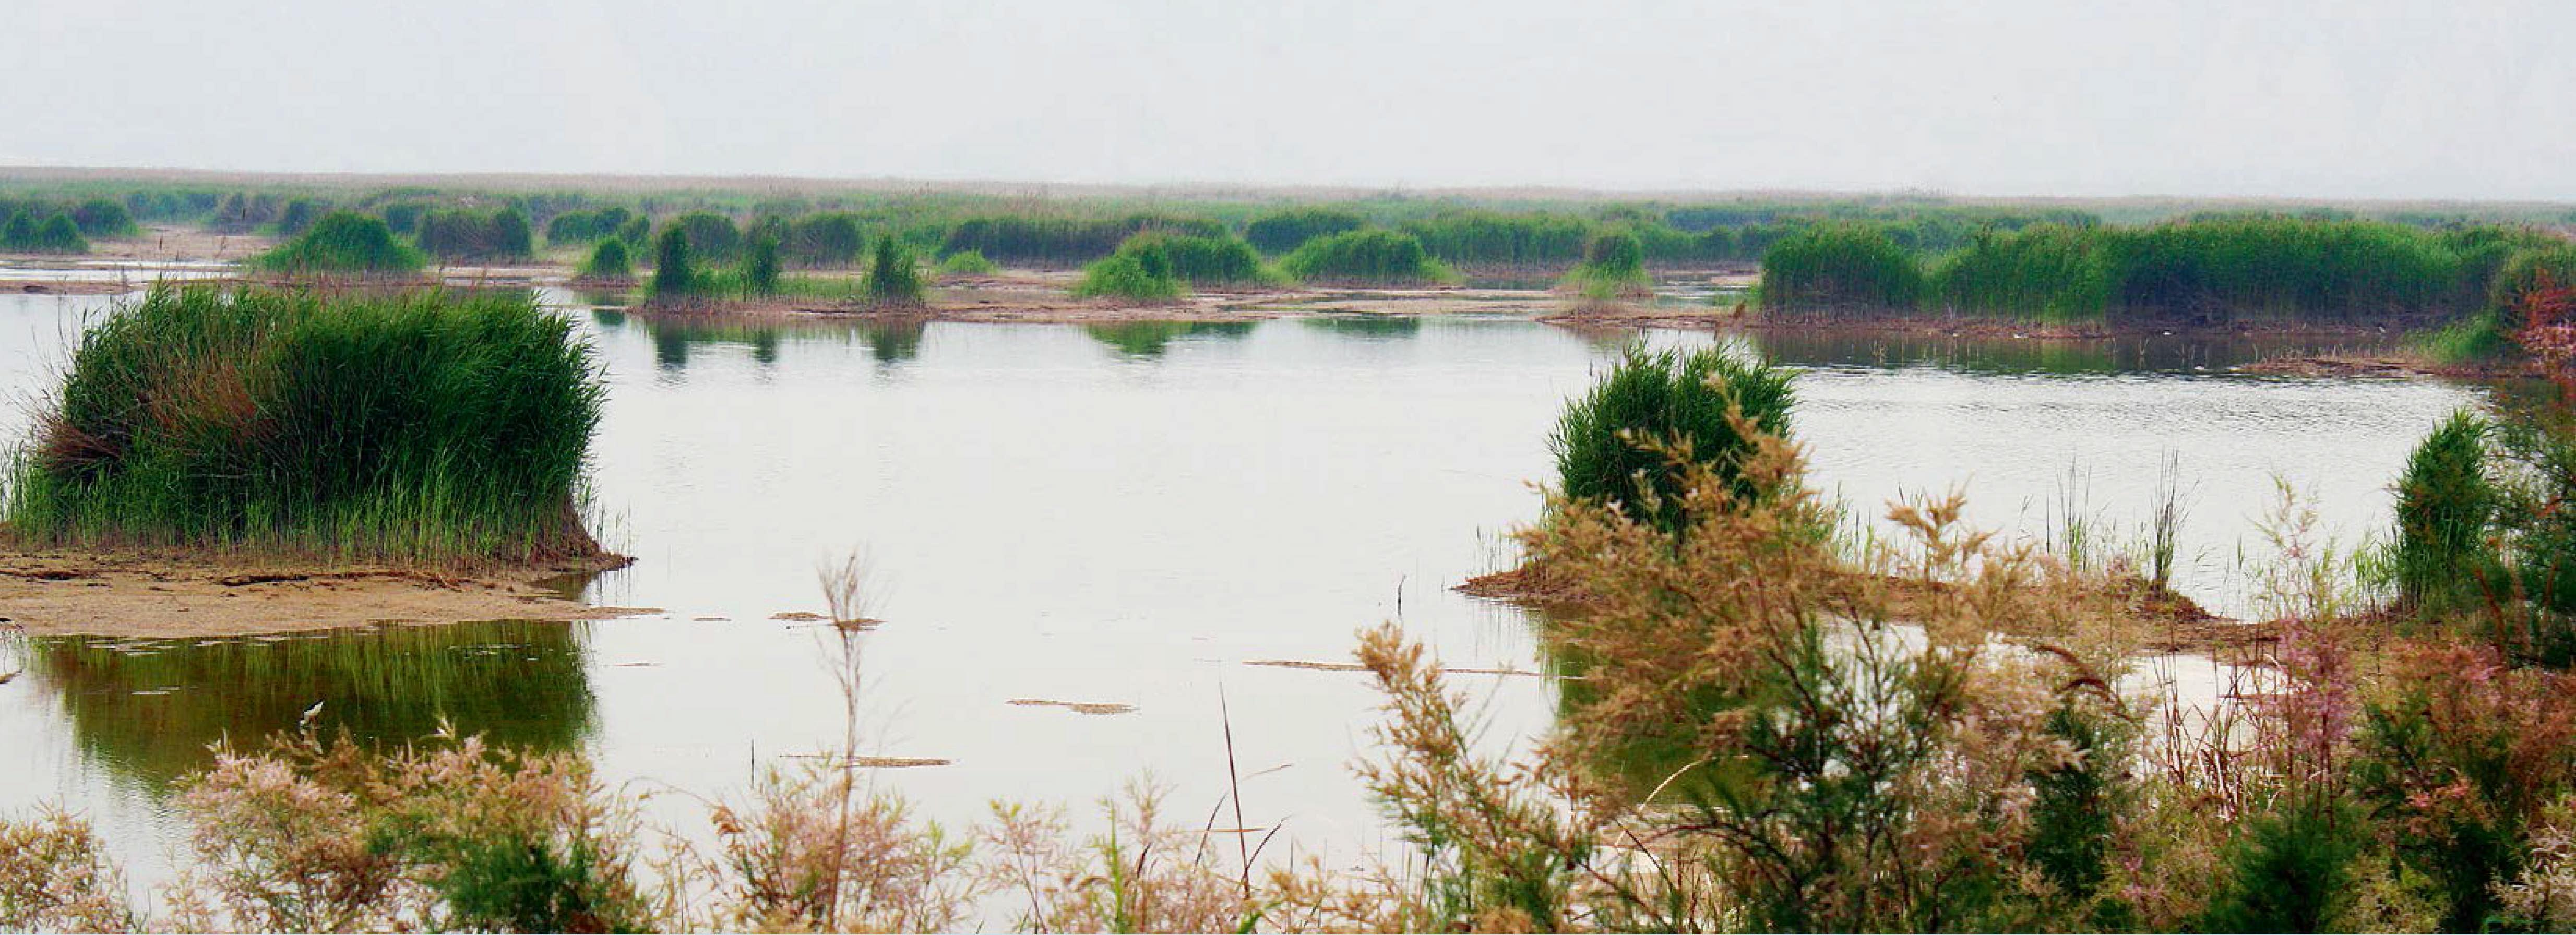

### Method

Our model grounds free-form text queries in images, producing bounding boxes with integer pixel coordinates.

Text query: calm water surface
[0,289,2492,884]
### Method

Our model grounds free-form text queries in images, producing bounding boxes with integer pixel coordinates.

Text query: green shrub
[2490,244,2576,312]
[578,238,632,281]
[2415,307,2518,364]
[742,234,781,296]
[934,250,999,277]
[782,213,865,267]
[2395,412,2498,614]
[1760,223,1923,313]
[1104,232,1267,287]
[1561,230,1651,300]
[862,235,924,307]
[1930,223,2115,322]
[1550,345,1795,533]
[6,285,606,563]
[1244,207,1367,254]
[940,213,1225,266]
[254,213,424,273]
[648,228,697,298]
[543,206,634,246]
[69,199,139,238]
[1072,241,1185,303]
[1398,210,1592,268]
[416,208,534,262]
[1277,230,1453,284]
[2196,796,2366,934]
[275,198,325,237]
[662,212,743,263]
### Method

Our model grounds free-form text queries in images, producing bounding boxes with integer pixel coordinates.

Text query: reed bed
[252,212,425,274]
[4,285,606,564]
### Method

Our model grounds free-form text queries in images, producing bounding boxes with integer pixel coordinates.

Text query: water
[0,289,2494,886]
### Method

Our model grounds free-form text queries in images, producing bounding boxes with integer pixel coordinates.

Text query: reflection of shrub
[9,285,605,562]
[1551,345,1794,532]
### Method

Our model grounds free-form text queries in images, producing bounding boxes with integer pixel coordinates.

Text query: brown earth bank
[0,548,648,638]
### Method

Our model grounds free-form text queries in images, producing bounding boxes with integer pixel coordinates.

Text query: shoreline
[0,548,649,639]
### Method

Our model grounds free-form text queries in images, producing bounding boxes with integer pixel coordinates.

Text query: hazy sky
[10,0,2573,199]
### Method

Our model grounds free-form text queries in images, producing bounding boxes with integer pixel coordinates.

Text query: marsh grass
[253,212,425,274]
[1277,229,1457,285]
[862,235,926,307]
[1759,222,1924,313]
[1073,241,1187,303]
[2395,411,2499,615]
[1559,230,1653,302]
[1550,344,1795,533]
[578,237,634,281]
[5,285,606,565]
[934,250,999,277]
[0,212,90,254]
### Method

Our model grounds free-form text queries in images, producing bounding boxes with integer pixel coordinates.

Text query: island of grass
[1277,229,1458,286]
[0,284,630,636]
[254,212,427,275]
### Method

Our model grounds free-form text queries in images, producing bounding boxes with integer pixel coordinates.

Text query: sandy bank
[0,549,649,638]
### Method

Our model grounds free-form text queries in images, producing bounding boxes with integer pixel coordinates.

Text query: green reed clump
[6,285,606,563]
[253,212,424,274]
[1104,232,1269,287]
[2489,244,2576,311]
[2395,412,2499,615]
[781,212,865,267]
[578,237,633,281]
[1398,210,1592,269]
[941,213,1226,267]
[1760,222,1923,313]
[274,198,325,237]
[648,227,698,297]
[416,207,534,262]
[0,212,88,254]
[1928,223,2115,322]
[1244,207,1367,254]
[934,250,998,277]
[1072,239,1186,303]
[1561,230,1651,301]
[662,212,744,263]
[1551,345,1794,533]
[1277,229,1454,285]
[68,198,138,238]
[862,235,925,307]
[543,206,634,246]
[743,233,782,296]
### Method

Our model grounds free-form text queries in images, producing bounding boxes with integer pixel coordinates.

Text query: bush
[1072,241,1185,303]
[68,198,138,238]
[7,285,606,563]
[578,238,632,281]
[275,198,325,236]
[742,234,781,296]
[940,213,1226,267]
[1561,230,1651,301]
[543,207,634,246]
[416,208,534,262]
[1760,223,1924,313]
[1244,207,1367,254]
[0,212,88,254]
[662,212,743,264]
[254,212,425,273]
[783,213,865,267]
[1398,210,1592,268]
[2395,411,2498,614]
[1550,345,1795,533]
[1277,230,1453,284]
[935,250,999,277]
[862,235,924,307]
[648,227,697,298]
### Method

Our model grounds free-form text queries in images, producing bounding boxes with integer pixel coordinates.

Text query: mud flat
[0,548,644,638]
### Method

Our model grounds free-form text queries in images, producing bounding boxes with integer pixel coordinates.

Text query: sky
[8,0,2574,200]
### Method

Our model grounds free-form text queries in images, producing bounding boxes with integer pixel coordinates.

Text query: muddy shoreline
[0,548,649,638]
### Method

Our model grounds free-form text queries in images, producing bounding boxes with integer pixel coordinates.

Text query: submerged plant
[6,285,607,564]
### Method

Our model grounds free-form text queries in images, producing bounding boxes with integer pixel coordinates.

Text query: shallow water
[0,289,2493,886]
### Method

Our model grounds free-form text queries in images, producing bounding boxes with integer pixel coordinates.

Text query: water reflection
[1752,330,2405,377]
[24,620,596,789]
[1083,321,1256,358]
[1301,314,1422,340]
[862,319,926,365]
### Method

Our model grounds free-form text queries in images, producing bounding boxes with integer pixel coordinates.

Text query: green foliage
[1072,239,1186,303]
[1277,230,1454,284]
[648,227,697,298]
[1398,210,1592,268]
[2490,244,2576,312]
[0,211,88,254]
[416,207,535,262]
[1244,207,1367,254]
[743,234,781,296]
[578,238,633,281]
[862,235,925,306]
[1760,223,1924,313]
[1104,232,1268,287]
[1550,345,1795,533]
[2416,307,2518,364]
[2197,797,2366,933]
[254,212,425,273]
[68,198,138,238]
[662,212,744,263]
[544,206,635,246]
[934,250,999,276]
[1561,230,1651,301]
[275,198,325,236]
[7,285,605,563]
[781,213,865,267]
[2026,704,2130,915]
[380,200,432,235]
[2395,412,2499,614]
[436,834,640,934]
[941,213,1225,267]
[1929,223,2115,322]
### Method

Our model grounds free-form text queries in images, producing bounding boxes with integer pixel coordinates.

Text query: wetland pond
[0,287,2494,881]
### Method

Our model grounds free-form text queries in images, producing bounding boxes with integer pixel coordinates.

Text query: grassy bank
[4,285,606,564]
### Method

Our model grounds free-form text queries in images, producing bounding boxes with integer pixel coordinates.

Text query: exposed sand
[0,549,650,638]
